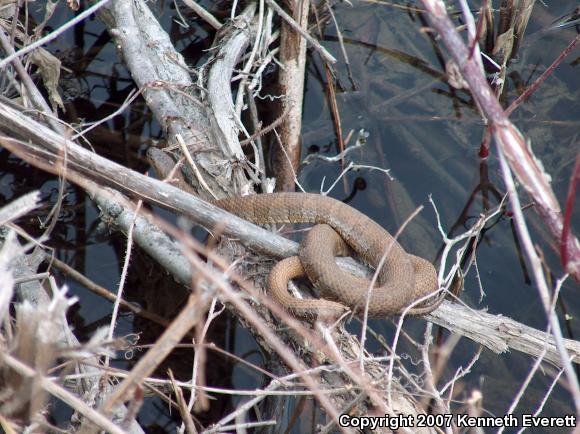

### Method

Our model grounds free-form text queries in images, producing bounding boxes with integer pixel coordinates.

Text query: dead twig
[420,0,580,280]
[264,0,336,64]
[0,0,112,69]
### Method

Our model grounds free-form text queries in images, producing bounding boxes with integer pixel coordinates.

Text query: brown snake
[214,193,441,320]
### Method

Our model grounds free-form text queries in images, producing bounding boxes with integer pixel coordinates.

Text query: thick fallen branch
[97,0,230,197]
[1,100,578,369]
[207,5,256,161]
[0,98,296,257]
[0,100,397,432]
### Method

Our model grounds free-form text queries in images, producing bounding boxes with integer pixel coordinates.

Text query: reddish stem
[479,125,492,159]
[560,150,580,272]
[506,33,580,117]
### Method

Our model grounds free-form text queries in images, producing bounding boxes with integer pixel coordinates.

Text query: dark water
[0,0,578,432]
[300,1,580,429]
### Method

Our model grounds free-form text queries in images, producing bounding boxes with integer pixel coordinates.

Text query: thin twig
[263,0,336,64]
[0,0,112,69]
[0,29,63,133]
[176,134,219,199]
[420,0,580,281]
[326,3,356,88]
[99,291,209,415]
[506,33,580,116]
[47,255,170,326]
[104,200,142,367]
[182,0,222,30]
[0,353,125,434]
[498,146,580,412]
[359,205,425,370]
[234,0,264,117]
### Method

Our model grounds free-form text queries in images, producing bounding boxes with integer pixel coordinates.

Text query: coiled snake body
[214,193,440,320]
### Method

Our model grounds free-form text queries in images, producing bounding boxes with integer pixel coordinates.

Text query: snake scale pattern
[214,193,440,319]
